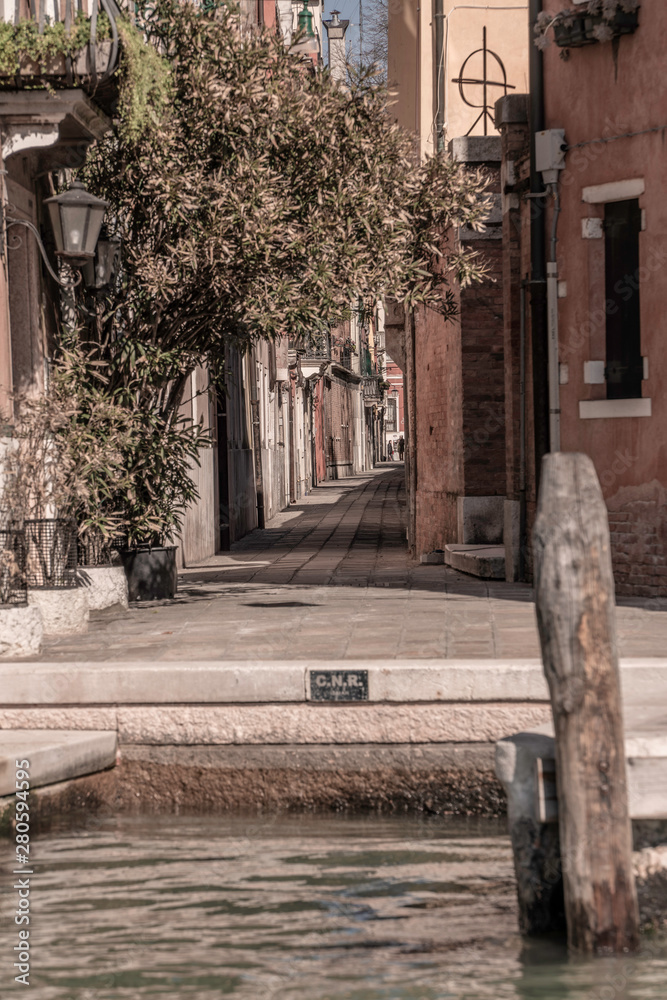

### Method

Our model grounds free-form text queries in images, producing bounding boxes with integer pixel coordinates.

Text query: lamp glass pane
[59,205,90,253]
[83,205,107,255]
[47,201,64,254]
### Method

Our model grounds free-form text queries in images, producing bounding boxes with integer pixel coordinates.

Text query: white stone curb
[0,657,664,706]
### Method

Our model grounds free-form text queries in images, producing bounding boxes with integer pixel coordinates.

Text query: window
[386,398,397,432]
[604,198,642,399]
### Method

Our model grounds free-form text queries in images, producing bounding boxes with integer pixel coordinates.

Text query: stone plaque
[309,669,369,702]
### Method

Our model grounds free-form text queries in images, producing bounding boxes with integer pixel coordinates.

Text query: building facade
[509,1,667,596]
[387,1,527,560]
[0,0,385,580]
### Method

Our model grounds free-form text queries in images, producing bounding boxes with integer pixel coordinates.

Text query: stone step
[444,543,506,579]
[497,724,667,823]
[0,730,117,795]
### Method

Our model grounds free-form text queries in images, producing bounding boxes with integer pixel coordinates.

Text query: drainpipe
[434,0,445,152]
[250,354,265,529]
[288,369,297,503]
[519,280,527,580]
[546,183,561,452]
[405,311,417,557]
[528,0,549,476]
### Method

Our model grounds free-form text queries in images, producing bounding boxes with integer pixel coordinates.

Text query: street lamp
[81,227,122,290]
[1,179,109,289]
[44,181,108,268]
[291,0,320,58]
[297,0,314,35]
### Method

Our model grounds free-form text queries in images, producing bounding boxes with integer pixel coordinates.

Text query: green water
[1,814,666,999]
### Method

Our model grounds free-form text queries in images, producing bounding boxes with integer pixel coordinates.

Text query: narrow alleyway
[34,465,667,664]
[211,465,410,588]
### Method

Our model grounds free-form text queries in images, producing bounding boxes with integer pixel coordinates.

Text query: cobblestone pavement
[36,464,667,662]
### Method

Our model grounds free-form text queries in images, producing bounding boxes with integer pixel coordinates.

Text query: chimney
[323,9,349,84]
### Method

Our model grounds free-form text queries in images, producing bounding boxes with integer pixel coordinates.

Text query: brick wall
[460,239,505,496]
[496,93,667,595]
[411,146,507,556]
[608,482,667,598]
[413,300,463,555]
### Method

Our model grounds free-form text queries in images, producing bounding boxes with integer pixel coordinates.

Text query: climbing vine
[115,18,171,143]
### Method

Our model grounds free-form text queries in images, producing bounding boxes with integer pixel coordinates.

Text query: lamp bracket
[1,208,81,289]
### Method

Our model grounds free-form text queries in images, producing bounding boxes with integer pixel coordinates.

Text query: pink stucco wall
[541,3,667,595]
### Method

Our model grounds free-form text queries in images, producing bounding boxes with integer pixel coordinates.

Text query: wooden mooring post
[532,452,639,954]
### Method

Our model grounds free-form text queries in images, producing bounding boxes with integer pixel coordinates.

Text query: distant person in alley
[387,439,394,461]
[397,436,405,460]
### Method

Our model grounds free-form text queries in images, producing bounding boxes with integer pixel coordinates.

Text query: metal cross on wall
[452,27,515,136]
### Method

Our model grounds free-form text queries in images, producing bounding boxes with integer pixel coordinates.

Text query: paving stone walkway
[34,464,667,662]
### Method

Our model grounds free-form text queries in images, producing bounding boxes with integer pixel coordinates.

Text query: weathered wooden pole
[532,452,639,954]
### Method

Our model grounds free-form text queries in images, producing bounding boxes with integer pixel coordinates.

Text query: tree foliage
[84,0,490,353]
[1,337,205,551]
[69,0,491,545]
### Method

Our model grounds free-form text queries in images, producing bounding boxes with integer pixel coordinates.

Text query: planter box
[554,10,639,47]
[0,41,112,78]
[77,565,129,611]
[15,53,66,75]
[0,604,43,658]
[553,16,594,47]
[119,546,178,602]
[73,41,113,77]
[28,586,89,635]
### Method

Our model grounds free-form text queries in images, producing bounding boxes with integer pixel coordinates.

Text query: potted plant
[535,0,640,50]
[117,408,206,601]
[1,392,90,635]
[0,339,143,627]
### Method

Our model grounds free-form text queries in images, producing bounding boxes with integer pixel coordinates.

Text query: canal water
[1,814,666,999]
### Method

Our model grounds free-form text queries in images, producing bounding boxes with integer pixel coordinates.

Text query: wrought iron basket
[0,526,28,605]
[24,518,78,589]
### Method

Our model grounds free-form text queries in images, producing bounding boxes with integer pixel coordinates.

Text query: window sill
[579,398,651,419]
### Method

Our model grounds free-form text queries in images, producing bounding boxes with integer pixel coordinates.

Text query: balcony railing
[338,349,353,371]
[363,376,380,400]
[0,0,121,86]
[289,333,331,360]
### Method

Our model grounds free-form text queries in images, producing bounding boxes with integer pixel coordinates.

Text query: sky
[321,0,363,67]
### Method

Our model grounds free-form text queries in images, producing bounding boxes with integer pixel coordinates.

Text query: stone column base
[457,495,505,544]
[504,499,521,582]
